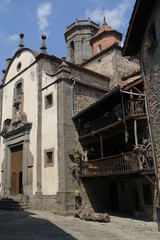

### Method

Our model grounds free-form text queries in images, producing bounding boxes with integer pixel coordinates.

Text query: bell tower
[90,16,122,56]
[65,18,100,65]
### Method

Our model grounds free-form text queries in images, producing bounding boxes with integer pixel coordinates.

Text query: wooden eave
[123,78,142,91]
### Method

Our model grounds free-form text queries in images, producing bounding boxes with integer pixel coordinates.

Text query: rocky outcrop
[74,209,110,222]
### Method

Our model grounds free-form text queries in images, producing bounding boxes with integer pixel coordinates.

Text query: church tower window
[70,41,75,62]
[98,44,102,53]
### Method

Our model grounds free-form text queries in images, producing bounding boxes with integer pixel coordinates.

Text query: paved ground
[0,210,160,240]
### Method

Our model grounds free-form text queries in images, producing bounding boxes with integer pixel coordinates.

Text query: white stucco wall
[0,50,38,194]
[41,70,58,195]
[5,50,36,83]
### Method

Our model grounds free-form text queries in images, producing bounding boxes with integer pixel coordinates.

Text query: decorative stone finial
[58,56,71,74]
[40,34,47,53]
[2,69,6,79]
[103,16,106,24]
[19,33,24,49]
[6,58,11,68]
[61,56,66,62]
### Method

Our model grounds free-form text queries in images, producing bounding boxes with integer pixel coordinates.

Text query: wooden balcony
[81,149,154,177]
[80,99,146,137]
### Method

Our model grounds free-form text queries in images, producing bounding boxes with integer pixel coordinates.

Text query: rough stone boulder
[74,209,110,222]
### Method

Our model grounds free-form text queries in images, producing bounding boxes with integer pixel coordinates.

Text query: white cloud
[37,2,52,31]
[8,34,19,43]
[85,0,130,29]
[0,0,11,11]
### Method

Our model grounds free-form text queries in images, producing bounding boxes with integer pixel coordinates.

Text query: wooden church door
[11,146,23,195]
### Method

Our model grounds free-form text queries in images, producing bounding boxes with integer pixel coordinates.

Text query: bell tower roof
[90,17,122,56]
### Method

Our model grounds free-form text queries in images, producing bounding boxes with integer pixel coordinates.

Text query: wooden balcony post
[134,119,138,148]
[130,89,134,116]
[100,134,104,158]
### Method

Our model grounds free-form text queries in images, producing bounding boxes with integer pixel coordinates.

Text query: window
[16,62,22,72]
[98,44,102,53]
[44,148,54,167]
[142,184,152,205]
[83,121,91,134]
[70,41,75,62]
[16,82,22,95]
[45,93,53,109]
[46,152,53,163]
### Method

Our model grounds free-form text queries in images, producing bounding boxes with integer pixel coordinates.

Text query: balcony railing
[81,99,146,136]
[81,149,154,177]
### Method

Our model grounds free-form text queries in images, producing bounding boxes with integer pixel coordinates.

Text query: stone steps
[0,197,29,211]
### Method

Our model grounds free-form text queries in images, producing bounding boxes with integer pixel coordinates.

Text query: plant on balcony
[144,39,154,51]
[68,147,82,182]
[69,147,82,161]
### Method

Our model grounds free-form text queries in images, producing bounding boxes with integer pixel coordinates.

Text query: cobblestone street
[0,210,159,240]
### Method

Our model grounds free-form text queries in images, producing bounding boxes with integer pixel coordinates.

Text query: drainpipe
[71,79,76,117]
[140,54,160,207]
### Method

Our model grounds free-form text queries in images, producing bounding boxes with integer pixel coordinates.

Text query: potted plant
[144,39,153,51]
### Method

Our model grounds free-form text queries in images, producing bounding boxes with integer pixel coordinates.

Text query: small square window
[45,93,53,109]
[46,152,53,163]
[44,148,54,167]
[98,44,102,53]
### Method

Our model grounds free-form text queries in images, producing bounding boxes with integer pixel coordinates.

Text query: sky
[0,0,136,79]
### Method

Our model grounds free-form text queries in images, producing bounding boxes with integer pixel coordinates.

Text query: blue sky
[0,0,136,78]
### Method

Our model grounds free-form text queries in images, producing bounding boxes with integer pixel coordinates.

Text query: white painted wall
[41,70,58,195]
[0,50,38,194]
[5,50,36,83]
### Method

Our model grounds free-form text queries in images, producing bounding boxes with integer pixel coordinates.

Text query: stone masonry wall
[70,67,109,91]
[84,48,139,88]
[74,84,104,115]
[141,1,160,171]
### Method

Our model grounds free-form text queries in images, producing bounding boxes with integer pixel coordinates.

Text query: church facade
[0,31,109,212]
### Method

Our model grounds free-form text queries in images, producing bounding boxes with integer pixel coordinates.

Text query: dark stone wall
[74,84,104,115]
[56,73,106,213]
[56,78,79,212]
[80,177,154,220]
[141,1,160,169]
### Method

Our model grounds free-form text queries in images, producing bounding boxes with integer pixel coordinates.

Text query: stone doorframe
[2,124,32,196]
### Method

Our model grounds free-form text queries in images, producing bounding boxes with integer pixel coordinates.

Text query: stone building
[73,72,155,220]
[81,17,139,88]
[123,0,160,226]
[69,16,157,220]
[0,33,109,212]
